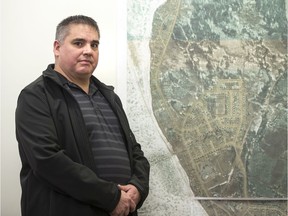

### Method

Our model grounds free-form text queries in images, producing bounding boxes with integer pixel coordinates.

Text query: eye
[74,41,83,47]
[91,42,99,49]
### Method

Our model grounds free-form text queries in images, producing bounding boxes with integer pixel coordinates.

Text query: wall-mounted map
[127,0,287,215]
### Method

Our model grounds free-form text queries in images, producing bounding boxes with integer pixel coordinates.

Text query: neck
[75,81,90,94]
[68,76,90,94]
[54,66,90,93]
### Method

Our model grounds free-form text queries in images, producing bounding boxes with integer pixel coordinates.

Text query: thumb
[118,184,129,192]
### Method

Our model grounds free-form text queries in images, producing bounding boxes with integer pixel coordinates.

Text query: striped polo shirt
[64,79,131,184]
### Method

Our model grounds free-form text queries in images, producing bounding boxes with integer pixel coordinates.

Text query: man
[15,15,150,216]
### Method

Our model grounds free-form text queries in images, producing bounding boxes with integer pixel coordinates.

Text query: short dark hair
[55,15,100,43]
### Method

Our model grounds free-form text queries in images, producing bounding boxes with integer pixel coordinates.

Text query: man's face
[53,24,99,80]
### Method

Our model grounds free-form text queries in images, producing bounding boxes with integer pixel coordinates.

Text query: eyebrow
[73,38,99,44]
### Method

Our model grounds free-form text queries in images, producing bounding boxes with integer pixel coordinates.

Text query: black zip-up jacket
[15,64,150,216]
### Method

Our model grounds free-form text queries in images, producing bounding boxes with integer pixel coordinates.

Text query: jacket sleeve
[114,95,150,209]
[128,131,150,209]
[15,86,120,213]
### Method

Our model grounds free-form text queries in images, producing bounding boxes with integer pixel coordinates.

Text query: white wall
[1,1,125,215]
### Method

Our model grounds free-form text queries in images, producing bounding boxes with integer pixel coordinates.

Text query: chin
[78,67,94,74]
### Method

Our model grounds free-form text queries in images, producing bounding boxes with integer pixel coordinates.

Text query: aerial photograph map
[126,0,287,215]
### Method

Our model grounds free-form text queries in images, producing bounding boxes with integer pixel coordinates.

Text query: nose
[83,44,92,55]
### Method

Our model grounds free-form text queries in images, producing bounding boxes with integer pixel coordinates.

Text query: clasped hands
[110,184,141,216]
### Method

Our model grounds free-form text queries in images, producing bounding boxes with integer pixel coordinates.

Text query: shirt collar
[56,72,98,95]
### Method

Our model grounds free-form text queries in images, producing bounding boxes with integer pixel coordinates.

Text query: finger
[130,199,136,212]
[125,207,130,216]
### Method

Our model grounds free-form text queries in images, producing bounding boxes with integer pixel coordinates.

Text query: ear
[53,40,61,57]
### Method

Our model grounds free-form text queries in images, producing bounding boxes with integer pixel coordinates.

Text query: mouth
[79,59,92,65]
[80,59,91,62]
